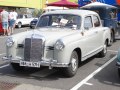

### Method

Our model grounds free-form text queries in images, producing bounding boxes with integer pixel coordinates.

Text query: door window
[84,16,93,30]
[93,15,100,27]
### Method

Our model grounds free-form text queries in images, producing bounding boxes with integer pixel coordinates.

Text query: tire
[63,51,78,77]
[118,68,120,77]
[110,31,114,44]
[17,22,22,28]
[11,63,25,71]
[98,41,107,57]
[30,26,33,29]
[111,30,116,43]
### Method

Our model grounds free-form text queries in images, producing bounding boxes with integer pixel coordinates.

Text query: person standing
[13,10,18,31]
[0,8,9,36]
[9,9,18,35]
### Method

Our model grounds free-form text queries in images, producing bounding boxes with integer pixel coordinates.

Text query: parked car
[16,14,35,28]
[30,18,38,29]
[116,49,120,77]
[3,10,111,77]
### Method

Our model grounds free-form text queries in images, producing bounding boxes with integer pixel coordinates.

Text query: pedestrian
[13,9,18,29]
[0,8,9,36]
[9,9,18,35]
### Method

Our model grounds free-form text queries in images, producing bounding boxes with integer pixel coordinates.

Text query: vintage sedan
[3,10,111,77]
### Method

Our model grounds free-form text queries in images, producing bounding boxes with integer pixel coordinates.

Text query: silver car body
[3,10,111,69]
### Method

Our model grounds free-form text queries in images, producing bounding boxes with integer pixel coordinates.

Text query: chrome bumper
[2,56,69,69]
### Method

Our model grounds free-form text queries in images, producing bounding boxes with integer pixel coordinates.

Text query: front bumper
[2,56,69,69]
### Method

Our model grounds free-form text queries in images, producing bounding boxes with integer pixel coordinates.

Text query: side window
[84,16,93,30]
[93,15,100,27]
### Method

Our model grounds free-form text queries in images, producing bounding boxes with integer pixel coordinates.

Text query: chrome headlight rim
[54,40,65,50]
[6,37,14,47]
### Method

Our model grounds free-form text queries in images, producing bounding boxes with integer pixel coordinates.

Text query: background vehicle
[29,18,38,29]
[81,2,118,43]
[3,10,111,77]
[16,14,35,28]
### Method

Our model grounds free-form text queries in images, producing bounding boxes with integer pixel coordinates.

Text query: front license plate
[20,61,40,68]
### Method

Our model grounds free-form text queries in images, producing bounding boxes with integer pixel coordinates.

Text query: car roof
[42,9,97,16]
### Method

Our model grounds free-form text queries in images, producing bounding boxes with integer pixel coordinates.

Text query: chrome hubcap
[71,58,77,71]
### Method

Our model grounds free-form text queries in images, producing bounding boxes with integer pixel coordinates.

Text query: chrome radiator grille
[24,38,43,62]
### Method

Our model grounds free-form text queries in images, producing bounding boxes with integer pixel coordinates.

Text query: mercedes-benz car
[3,10,111,77]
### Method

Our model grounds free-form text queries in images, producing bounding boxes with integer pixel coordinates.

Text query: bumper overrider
[2,56,69,69]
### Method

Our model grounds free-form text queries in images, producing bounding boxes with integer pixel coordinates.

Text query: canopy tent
[46,0,80,7]
[81,2,117,8]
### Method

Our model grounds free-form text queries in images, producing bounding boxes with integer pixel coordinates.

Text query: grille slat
[24,38,43,62]
[24,38,31,61]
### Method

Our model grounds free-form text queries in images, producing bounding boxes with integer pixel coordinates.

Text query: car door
[24,15,29,25]
[26,14,34,25]
[92,15,104,49]
[82,15,98,59]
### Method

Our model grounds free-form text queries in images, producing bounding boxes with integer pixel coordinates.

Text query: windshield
[36,14,81,30]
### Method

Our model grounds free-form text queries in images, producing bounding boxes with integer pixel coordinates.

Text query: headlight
[6,37,14,47]
[55,40,65,50]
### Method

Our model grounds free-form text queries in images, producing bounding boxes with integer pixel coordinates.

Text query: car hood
[11,28,81,45]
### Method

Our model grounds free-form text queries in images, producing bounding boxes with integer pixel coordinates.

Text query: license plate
[20,61,40,68]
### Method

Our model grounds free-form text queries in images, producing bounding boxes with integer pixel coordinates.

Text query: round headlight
[55,40,65,50]
[6,37,14,47]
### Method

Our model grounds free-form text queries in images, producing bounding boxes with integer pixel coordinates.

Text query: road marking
[84,82,93,86]
[0,36,7,39]
[70,55,117,90]
[0,64,9,69]
[0,53,5,56]
[107,50,118,53]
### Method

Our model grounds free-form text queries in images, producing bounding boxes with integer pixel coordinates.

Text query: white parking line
[0,36,7,39]
[84,82,93,86]
[107,50,118,53]
[0,64,9,69]
[70,55,117,90]
[0,53,5,56]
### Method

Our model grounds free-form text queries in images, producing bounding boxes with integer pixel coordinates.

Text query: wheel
[17,22,22,28]
[11,63,25,71]
[30,26,33,29]
[111,30,116,43]
[63,51,78,77]
[98,41,107,57]
[118,68,120,77]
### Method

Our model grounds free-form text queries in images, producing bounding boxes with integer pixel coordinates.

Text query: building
[0,0,78,9]
[0,0,42,9]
